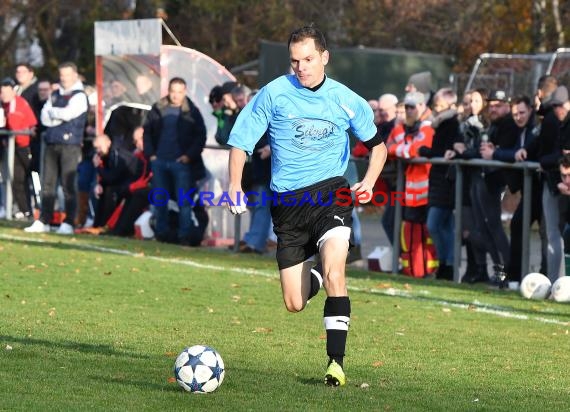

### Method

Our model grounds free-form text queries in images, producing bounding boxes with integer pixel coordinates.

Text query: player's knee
[283,296,305,313]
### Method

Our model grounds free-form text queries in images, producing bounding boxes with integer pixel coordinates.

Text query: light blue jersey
[227,74,376,192]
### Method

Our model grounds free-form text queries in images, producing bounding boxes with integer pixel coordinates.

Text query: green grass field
[1,222,570,411]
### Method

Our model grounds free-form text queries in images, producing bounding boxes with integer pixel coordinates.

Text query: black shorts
[271,176,354,270]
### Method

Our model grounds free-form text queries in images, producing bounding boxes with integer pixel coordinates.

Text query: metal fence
[0,133,545,283]
[0,129,28,220]
[388,157,540,282]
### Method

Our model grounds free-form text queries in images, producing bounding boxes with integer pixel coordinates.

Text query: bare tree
[532,0,547,52]
[551,0,565,48]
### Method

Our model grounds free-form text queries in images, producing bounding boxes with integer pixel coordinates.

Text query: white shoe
[24,220,50,233]
[0,206,6,219]
[84,217,94,228]
[55,222,74,235]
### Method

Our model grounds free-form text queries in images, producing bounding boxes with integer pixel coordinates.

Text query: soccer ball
[551,277,570,302]
[174,345,225,393]
[520,272,551,300]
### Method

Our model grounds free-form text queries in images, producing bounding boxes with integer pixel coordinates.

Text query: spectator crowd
[1,61,569,288]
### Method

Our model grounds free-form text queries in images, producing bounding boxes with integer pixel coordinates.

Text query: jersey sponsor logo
[291,118,338,151]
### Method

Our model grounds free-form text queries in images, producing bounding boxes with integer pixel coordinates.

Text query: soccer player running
[226,25,387,386]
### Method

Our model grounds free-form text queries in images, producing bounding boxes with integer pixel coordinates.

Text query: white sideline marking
[2,233,569,326]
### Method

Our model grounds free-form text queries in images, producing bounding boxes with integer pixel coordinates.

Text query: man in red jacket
[0,77,37,219]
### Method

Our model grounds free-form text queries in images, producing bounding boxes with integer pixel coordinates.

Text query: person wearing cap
[405,71,433,108]
[210,82,240,146]
[516,82,566,282]
[208,85,225,138]
[386,90,434,216]
[386,90,436,277]
[0,77,37,219]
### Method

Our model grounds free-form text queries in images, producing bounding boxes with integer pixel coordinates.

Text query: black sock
[324,296,350,368]
[308,263,323,300]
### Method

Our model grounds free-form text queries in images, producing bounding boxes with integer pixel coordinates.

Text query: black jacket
[19,79,42,120]
[493,116,538,193]
[98,145,142,195]
[419,109,459,208]
[143,96,207,181]
[481,113,519,189]
[525,108,562,193]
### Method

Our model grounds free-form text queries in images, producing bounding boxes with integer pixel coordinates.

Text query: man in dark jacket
[516,82,565,281]
[483,95,545,282]
[143,77,207,245]
[91,133,142,229]
[14,63,41,118]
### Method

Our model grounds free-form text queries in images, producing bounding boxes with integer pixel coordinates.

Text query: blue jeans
[151,158,195,241]
[243,184,272,252]
[426,206,455,265]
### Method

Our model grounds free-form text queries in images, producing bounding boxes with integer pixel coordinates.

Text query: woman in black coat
[418,88,460,280]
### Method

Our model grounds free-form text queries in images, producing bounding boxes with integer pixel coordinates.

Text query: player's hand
[228,185,247,215]
[350,180,374,204]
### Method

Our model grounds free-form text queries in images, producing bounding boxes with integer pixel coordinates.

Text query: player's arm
[351,138,387,204]
[228,147,248,215]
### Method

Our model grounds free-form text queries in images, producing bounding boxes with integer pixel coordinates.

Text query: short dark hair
[560,153,570,169]
[288,24,327,52]
[15,62,34,72]
[209,85,223,104]
[58,61,78,72]
[168,77,186,88]
[537,75,558,99]
[511,95,532,108]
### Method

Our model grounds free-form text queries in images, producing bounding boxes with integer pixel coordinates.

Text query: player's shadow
[90,375,181,392]
[0,335,150,359]
[297,376,325,386]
